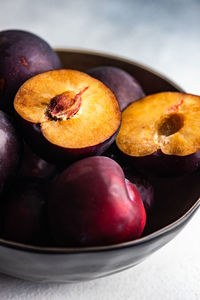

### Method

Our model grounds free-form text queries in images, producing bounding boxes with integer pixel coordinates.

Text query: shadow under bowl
[0,49,199,283]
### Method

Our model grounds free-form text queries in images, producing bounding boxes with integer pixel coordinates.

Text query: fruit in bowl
[116,92,200,176]
[0,43,198,284]
[14,69,121,165]
[87,66,145,111]
[48,156,146,247]
[0,30,62,112]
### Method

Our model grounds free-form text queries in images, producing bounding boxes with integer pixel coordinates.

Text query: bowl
[0,49,199,283]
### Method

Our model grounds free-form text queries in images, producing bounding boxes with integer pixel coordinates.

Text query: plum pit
[46,87,88,121]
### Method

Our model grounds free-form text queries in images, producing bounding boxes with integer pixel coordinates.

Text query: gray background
[0,0,200,299]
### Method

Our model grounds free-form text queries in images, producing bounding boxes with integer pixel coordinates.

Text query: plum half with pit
[14,69,121,165]
[0,110,21,194]
[48,156,146,247]
[116,92,200,176]
[87,66,145,111]
[0,29,62,112]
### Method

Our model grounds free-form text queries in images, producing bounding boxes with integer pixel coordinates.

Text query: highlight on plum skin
[0,29,62,112]
[48,156,146,247]
[0,110,22,195]
[103,142,155,212]
[124,169,154,214]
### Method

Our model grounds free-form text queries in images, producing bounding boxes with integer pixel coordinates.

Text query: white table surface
[0,0,200,299]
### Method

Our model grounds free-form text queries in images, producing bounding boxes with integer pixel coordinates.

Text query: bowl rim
[1,49,198,254]
[55,48,184,93]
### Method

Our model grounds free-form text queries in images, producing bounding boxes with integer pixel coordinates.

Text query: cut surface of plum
[14,70,121,157]
[116,92,200,157]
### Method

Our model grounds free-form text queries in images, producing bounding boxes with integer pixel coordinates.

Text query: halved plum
[116,92,200,176]
[14,70,121,165]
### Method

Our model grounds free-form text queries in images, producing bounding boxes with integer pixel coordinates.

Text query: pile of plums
[0,29,199,247]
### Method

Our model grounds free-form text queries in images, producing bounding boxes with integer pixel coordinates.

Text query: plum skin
[1,180,47,245]
[0,110,22,194]
[48,156,146,247]
[87,66,145,111]
[120,149,200,177]
[18,143,57,181]
[0,30,62,112]
[124,170,154,213]
[103,143,154,212]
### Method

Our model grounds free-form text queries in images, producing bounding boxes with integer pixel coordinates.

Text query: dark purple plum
[0,30,62,112]
[1,180,47,245]
[18,143,57,181]
[0,110,21,194]
[48,156,146,247]
[87,66,145,111]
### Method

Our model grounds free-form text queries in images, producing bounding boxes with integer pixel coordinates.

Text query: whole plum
[48,156,146,247]
[0,30,62,112]
[87,66,145,111]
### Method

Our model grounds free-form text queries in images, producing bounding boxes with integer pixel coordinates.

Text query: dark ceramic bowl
[0,49,199,283]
